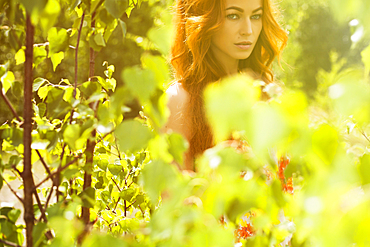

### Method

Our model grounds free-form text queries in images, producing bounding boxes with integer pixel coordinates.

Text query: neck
[224,60,239,75]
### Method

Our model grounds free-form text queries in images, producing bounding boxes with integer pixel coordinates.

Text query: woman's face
[210,0,263,74]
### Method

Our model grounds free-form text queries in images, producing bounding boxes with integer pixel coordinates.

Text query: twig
[36,150,52,175]
[74,11,85,99]
[361,130,370,143]
[3,177,24,203]
[43,186,54,212]
[33,188,48,223]
[0,89,22,122]
[113,197,121,212]
[34,156,80,189]
[111,178,122,192]
[0,239,23,247]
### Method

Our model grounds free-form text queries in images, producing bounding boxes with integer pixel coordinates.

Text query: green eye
[226,14,239,20]
[251,14,262,20]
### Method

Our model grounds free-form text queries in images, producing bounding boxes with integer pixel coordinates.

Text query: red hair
[170,0,288,169]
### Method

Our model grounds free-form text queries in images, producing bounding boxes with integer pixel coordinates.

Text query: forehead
[224,0,263,10]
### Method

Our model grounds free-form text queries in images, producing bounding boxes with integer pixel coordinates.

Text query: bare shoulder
[166,82,189,107]
[164,82,190,138]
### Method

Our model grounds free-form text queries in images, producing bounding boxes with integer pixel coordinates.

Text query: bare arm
[164,83,193,170]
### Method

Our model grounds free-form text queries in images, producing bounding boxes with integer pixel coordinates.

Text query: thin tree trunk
[78,13,97,245]
[23,13,35,247]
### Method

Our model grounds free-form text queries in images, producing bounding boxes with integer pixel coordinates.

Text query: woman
[165,0,288,170]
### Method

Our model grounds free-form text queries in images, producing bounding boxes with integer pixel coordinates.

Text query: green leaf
[358,154,370,185]
[33,222,47,247]
[19,0,47,17]
[63,124,81,150]
[38,0,61,34]
[119,19,127,39]
[361,44,370,74]
[115,120,154,153]
[105,0,128,19]
[33,78,48,92]
[122,66,156,103]
[312,124,338,165]
[7,209,21,223]
[108,163,122,175]
[96,159,108,171]
[81,233,128,247]
[34,45,47,68]
[79,80,102,99]
[50,52,64,71]
[78,187,96,208]
[141,54,170,87]
[94,33,106,47]
[1,71,15,94]
[37,85,50,100]
[15,48,25,65]
[204,75,260,142]
[47,27,69,55]
[96,76,116,92]
[147,25,171,56]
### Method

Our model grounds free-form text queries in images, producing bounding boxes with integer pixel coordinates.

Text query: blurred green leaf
[358,155,370,185]
[81,232,128,247]
[361,44,370,74]
[105,0,128,19]
[204,75,260,142]
[115,120,153,153]
[78,187,96,208]
[122,66,156,103]
[312,124,338,165]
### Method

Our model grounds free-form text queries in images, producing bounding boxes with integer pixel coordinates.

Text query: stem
[74,12,85,99]
[0,239,23,247]
[3,177,24,203]
[78,13,97,245]
[0,89,22,122]
[23,13,35,247]
[36,150,52,175]
[34,156,79,189]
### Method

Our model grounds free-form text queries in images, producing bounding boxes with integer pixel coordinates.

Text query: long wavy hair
[170,0,288,169]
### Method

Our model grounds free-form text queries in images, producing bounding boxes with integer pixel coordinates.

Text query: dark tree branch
[3,177,24,203]
[23,13,35,247]
[36,150,52,175]
[111,177,122,192]
[34,156,80,189]
[0,89,22,122]
[78,12,97,245]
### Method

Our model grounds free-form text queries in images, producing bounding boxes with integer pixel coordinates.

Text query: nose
[240,18,252,36]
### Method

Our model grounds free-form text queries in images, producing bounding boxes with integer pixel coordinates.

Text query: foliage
[1,0,370,247]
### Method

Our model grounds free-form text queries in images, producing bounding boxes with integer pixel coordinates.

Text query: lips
[235,41,252,50]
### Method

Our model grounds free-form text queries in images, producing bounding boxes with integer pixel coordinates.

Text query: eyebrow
[225,6,263,13]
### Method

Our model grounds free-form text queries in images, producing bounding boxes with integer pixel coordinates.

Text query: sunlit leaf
[48,27,69,55]
[1,71,15,94]
[50,51,64,71]
[15,48,25,65]
[115,120,153,153]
